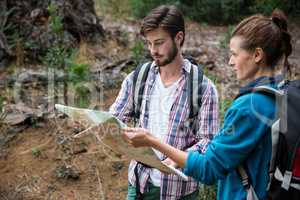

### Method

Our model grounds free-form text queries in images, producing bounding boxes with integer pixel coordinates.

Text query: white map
[55,104,188,181]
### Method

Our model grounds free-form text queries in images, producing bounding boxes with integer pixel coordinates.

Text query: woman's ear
[254,47,265,64]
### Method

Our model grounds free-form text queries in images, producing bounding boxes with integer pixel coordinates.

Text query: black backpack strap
[132,62,151,126]
[187,62,203,132]
[134,162,143,200]
[131,63,151,199]
[134,161,153,200]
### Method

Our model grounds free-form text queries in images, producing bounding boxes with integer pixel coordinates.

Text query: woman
[122,9,292,200]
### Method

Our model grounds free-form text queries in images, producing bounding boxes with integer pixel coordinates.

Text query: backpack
[236,80,300,200]
[131,59,204,128]
[130,59,204,200]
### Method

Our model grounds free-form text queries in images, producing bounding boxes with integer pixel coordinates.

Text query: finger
[162,159,171,165]
[121,132,134,144]
[122,127,135,132]
[122,130,136,140]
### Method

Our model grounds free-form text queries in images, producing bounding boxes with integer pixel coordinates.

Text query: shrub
[129,0,170,19]
[198,184,217,200]
[128,0,298,25]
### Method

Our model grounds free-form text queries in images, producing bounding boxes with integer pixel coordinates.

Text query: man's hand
[121,127,155,147]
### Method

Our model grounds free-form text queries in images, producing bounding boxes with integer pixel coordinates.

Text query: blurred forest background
[0,0,299,199]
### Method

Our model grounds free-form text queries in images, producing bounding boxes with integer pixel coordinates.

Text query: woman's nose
[228,56,234,66]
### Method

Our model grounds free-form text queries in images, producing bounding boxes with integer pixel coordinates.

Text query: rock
[54,0,105,42]
[1,0,105,65]
[55,165,80,180]
[3,102,49,126]
[3,112,29,126]
[111,160,124,172]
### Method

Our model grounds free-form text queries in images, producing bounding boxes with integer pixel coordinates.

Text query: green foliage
[220,98,233,125]
[131,39,145,64]
[31,148,41,157]
[43,46,71,69]
[66,52,92,108]
[67,62,90,83]
[48,3,64,34]
[181,0,244,24]
[74,85,91,108]
[43,3,70,69]
[128,0,246,24]
[198,185,217,200]
[31,175,40,182]
[203,68,217,84]
[129,0,171,19]
[249,0,283,15]
[49,15,64,34]
[127,0,298,25]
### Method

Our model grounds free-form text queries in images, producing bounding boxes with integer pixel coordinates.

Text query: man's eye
[155,41,164,46]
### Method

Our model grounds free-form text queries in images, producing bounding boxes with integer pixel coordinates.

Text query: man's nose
[149,44,158,55]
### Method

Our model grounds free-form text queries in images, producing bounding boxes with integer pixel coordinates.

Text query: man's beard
[154,41,178,67]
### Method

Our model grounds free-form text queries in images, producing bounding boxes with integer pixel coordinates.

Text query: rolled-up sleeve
[109,72,134,123]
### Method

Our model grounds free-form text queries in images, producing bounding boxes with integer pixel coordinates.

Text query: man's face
[144,28,180,67]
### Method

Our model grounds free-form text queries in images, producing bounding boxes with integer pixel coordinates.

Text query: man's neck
[159,54,183,87]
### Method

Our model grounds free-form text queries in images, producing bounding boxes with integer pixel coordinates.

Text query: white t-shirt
[148,73,180,186]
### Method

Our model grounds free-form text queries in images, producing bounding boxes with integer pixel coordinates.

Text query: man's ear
[254,47,265,64]
[175,31,184,46]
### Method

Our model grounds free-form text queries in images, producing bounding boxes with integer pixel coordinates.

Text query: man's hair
[140,5,185,46]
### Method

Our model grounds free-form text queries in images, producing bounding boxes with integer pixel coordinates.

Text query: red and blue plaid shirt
[109,59,219,199]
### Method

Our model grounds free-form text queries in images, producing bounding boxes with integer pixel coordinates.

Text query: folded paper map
[55,104,188,181]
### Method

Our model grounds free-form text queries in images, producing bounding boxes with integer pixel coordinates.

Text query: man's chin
[155,60,168,67]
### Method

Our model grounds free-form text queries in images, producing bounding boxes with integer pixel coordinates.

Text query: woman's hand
[121,127,155,147]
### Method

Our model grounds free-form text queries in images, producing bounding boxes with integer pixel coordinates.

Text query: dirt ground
[0,88,130,200]
[0,16,299,200]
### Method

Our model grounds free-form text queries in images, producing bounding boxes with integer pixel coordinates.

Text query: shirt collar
[239,76,281,94]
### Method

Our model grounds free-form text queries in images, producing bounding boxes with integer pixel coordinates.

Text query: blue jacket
[184,77,278,200]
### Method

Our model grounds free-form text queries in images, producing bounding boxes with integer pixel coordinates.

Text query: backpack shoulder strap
[132,62,151,125]
[132,60,204,126]
[188,63,204,120]
[237,166,260,200]
[236,86,285,198]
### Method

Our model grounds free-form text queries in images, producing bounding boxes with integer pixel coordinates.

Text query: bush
[180,0,247,25]
[128,0,298,25]
[129,0,171,19]
[198,184,217,200]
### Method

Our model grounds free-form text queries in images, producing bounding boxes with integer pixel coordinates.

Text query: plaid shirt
[109,59,219,199]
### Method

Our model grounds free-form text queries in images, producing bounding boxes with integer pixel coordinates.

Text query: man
[109,5,219,200]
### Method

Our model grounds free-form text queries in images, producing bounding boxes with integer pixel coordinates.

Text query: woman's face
[228,36,259,81]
